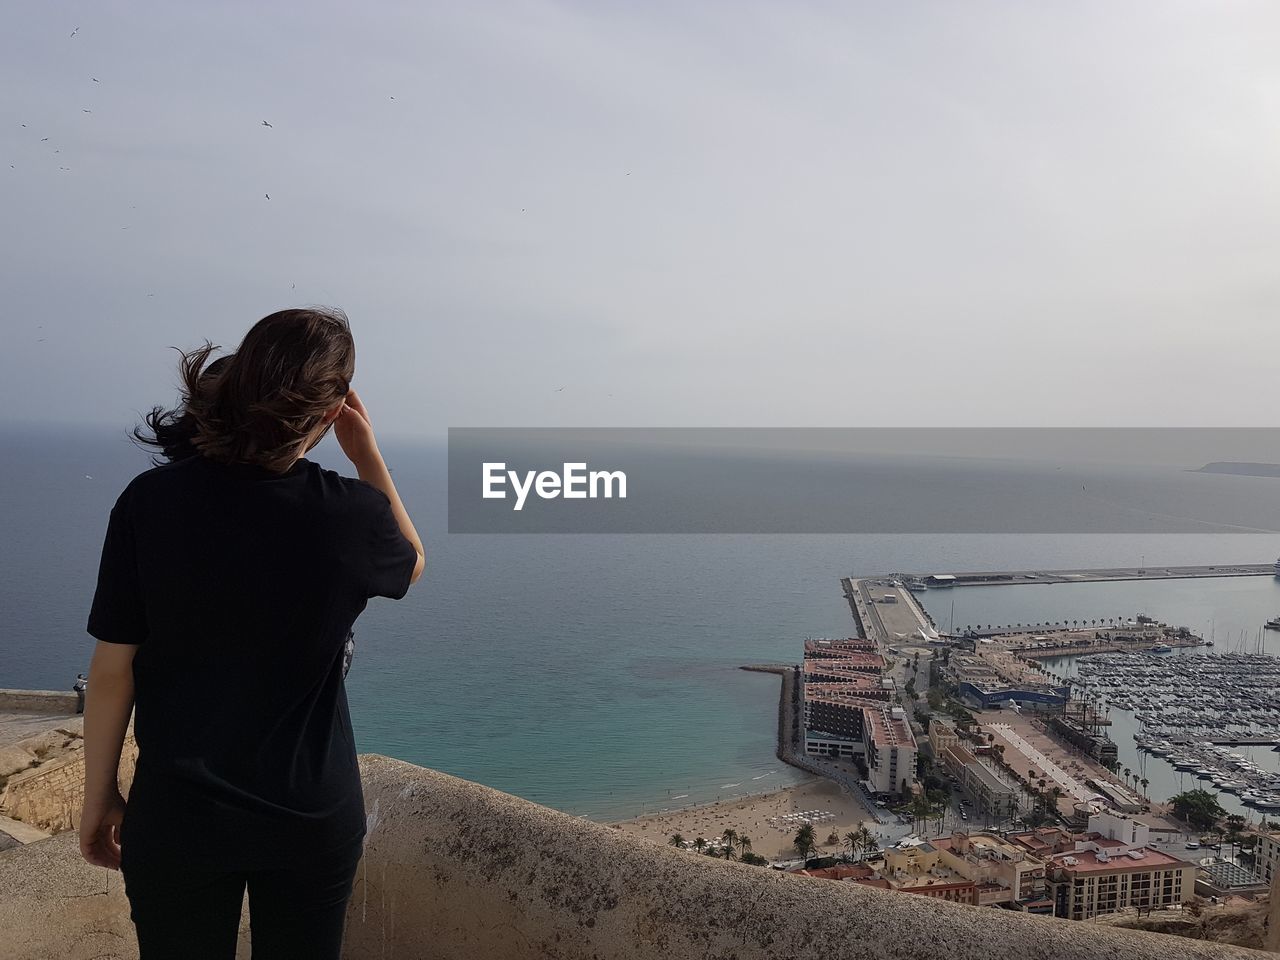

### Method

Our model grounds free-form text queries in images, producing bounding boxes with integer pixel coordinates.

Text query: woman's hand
[80,788,126,870]
[334,389,382,469]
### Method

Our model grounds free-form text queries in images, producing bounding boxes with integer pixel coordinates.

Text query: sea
[4,423,1280,821]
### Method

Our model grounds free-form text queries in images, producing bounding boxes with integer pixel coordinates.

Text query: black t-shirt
[86,453,418,871]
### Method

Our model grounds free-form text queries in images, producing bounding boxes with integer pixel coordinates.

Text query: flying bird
[91,77,99,82]
[262,120,272,127]
[264,193,270,200]
[82,109,91,113]
[70,26,78,38]
[40,137,48,141]
[554,386,565,392]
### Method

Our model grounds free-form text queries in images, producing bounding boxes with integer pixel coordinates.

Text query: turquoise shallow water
[4,424,1280,820]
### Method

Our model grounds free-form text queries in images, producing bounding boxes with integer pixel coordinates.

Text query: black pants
[120,850,362,959]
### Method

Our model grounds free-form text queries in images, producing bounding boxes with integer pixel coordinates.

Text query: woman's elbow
[409,551,426,585]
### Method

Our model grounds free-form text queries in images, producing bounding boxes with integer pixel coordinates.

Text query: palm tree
[721,829,738,861]
[844,830,860,861]
[670,833,685,848]
[909,794,933,834]
[856,826,878,858]
[738,835,753,858]
[694,837,707,855]
[1048,786,1065,818]
[795,823,817,860]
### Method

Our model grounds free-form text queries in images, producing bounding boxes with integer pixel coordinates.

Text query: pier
[841,577,938,646]
[883,563,1276,588]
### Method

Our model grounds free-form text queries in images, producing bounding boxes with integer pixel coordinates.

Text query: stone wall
[0,689,80,713]
[0,731,137,834]
[0,754,1272,960]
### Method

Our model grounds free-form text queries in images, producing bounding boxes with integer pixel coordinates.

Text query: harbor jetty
[883,563,1276,588]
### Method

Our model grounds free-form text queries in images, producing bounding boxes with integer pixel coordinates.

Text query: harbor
[909,565,1280,821]
[1068,651,1280,811]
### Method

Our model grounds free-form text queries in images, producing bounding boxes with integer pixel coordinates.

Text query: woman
[78,307,425,959]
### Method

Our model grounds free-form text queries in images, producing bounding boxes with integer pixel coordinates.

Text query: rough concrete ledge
[0,754,1270,959]
[347,755,1268,960]
[0,689,79,714]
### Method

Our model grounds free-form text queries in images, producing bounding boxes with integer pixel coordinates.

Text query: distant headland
[1194,462,1280,478]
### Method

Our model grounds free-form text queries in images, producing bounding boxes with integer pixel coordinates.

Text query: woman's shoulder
[113,455,202,503]
[304,461,393,512]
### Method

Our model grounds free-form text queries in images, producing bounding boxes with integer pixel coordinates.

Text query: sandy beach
[610,775,878,860]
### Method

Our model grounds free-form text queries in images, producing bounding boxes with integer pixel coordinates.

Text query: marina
[914,567,1280,820]
[1069,651,1280,812]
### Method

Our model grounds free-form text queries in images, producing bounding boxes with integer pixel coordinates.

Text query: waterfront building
[1007,826,1077,858]
[803,688,918,795]
[940,743,1020,818]
[1080,780,1143,815]
[803,649,884,674]
[1251,831,1280,885]
[1196,860,1268,900]
[947,651,1070,711]
[804,638,878,658]
[803,660,894,695]
[928,719,958,757]
[856,837,980,905]
[800,633,918,796]
[1045,847,1193,920]
[932,831,1053,913]
[817,833,1052,911]
[946,654,1001,686]
[1012,812,1196,920]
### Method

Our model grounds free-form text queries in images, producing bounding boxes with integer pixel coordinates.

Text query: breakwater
[889,564,1276,588]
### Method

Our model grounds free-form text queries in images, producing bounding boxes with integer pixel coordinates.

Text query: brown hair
[133,307,355,473]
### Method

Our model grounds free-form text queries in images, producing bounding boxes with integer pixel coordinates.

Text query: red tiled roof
[1051,848,1191,874]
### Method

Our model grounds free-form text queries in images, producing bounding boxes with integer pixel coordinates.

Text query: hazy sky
[3,2,1278,438]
